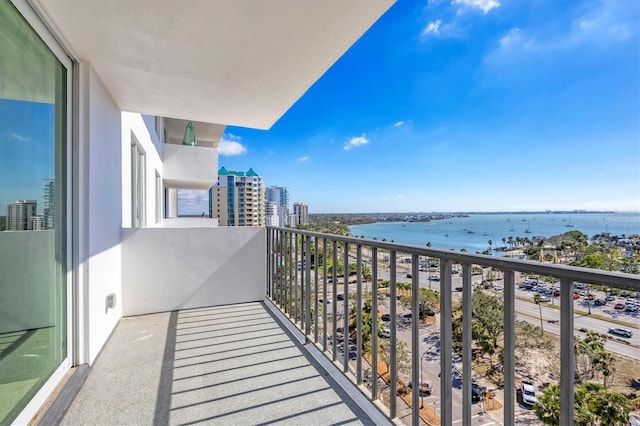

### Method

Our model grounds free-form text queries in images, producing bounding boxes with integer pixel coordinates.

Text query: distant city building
[288,213,298,228]
[265,186,290,227]
[7,200,37,231]
[293,202,309,226]
[210,167,265,226]
[265,201,279,227]
[43,178,55,229]
[31,215,45,230]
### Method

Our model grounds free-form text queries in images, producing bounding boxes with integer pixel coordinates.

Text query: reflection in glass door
[0,2,67,423]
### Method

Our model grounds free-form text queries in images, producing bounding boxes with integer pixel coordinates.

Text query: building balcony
[162,143,218,190]
[46,227,639,425]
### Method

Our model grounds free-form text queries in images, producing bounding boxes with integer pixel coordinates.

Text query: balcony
[49,227,639,425]
[162,143,218,190]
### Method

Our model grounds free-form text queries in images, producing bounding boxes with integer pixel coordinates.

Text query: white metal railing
[265,227,639,426]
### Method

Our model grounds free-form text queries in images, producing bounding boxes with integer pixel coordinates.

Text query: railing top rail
[267,226,640,291]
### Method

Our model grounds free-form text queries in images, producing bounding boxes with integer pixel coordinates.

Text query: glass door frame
[9,1,74,423]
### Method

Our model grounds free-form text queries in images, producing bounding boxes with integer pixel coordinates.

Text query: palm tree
[533,293,544,334]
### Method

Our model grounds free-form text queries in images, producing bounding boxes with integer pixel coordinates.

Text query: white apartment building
[293,202,309,226]
[265,201,279,227]
[0,1,392,423]
[6,200,37,231]
[265,186,290,227]
[211,167,265,226]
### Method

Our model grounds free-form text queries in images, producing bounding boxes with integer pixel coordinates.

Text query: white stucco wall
[121,227,266,316]
[80,65,125,364]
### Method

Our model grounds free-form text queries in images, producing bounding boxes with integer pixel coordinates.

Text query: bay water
[348,212,640,254]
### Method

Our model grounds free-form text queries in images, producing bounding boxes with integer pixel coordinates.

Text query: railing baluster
[305,235,312,337]
[411,253,420,426]
[504,269,516,424]
[440,259,453,426]
[343,242,350,373]
[288,232,293,317]
[295,233,299,325]
[389,250,397,419]
[356,245,363,384]
[322,238,328,352]
[462,263,472,424]
[560,278,574,426]
[371,247,378,400]
[314,237,319,343]
[332,240,338,362]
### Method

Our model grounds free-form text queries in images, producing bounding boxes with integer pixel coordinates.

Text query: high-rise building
[7,200,37,231]
[293,202,309,227]
[265,186,290,227]
[265,201,279,227]
[43,178,55,229]
[210,167,265,226]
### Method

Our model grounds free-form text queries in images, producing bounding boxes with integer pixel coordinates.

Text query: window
[155,170,161,224]
[131,134,146,228]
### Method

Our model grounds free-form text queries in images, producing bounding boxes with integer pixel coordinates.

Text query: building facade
[211,167,265,226]
[265,186,290,227]
[293,202,309,227]
[6,200,37,231]
[265,201,279,227]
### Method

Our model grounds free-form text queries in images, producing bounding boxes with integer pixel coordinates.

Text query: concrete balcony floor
[60,302,386,425]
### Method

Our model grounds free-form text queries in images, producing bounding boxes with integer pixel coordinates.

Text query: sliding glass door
[0,1,68,423]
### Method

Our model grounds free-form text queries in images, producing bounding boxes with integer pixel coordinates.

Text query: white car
[521,382,537,407]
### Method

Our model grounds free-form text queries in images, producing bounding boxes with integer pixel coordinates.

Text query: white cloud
[344,134,369,151]
[422,20,442,36]
[452,0,500,14]
[396,194,405,199]
[218,133,247,156]
[296,156,310,162]
[10,133,30,141]
[393,120,412,127]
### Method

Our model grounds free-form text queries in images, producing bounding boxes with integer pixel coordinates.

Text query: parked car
[609,327,633,338]
[572,293,580,300]
[381,313,390,322]
[606,294,616,301]
[408,380,433,395]
[379,328,391,338]
[594,299,606,306]
[521,382,537,407]
[614,303,626,310]
[626,305,639,313]
[534,294,551,303]
[336,294,344,301]
[471,383,487,403]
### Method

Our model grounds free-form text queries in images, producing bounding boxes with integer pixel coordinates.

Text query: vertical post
[343,243,350,373]
[462,263,472,424]
[389,250,397,419]
[560,278,574,426]
[314,237,319,342]
[305,235,312,338]
[266,227,271,298]
[371,247,379,400]
[294,233,299,325]
[411,254,420,426]
[323,238,328,352]
[332,240,338,362]
[504,270,515,424]
[356,245,363,384]
[440,259,453,426]
[288,232,293,316]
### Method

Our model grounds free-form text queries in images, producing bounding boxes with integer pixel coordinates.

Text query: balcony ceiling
[36,0,394,129]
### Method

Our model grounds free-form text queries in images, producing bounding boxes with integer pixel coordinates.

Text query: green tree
[535,382,630,425]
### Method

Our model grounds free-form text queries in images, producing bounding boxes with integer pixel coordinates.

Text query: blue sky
[194,0,637,214]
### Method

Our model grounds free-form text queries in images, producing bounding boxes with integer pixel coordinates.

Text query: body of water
[349,212,640,253]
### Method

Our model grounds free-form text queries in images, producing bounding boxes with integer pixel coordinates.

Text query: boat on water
[525,221,532,233]
[566,221,574,227]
